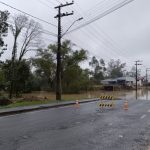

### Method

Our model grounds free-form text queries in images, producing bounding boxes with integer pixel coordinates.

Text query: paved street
[0,100,150,150]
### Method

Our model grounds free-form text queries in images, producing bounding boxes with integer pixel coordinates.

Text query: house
[101,78,117,85]
[116,77,135,87]
[101,76,143,88]
[143,76,150,85]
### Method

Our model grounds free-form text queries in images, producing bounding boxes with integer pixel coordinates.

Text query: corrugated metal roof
[101,76,135,82]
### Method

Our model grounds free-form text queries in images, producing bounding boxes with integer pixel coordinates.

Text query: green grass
[0,90,122,109]
[0,97,89,109]
[0,93,97,109]
[0,100,57,109]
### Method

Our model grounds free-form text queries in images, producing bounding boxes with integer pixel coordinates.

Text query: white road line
[147,109,150,113]
[140,114,146,119]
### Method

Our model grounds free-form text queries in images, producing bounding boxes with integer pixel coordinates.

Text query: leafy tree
[0,62,5,90]
[32,40,90,93]
[107,59,126,78]
[32,48,56,91]
[0,11,9,57]
[61,46,89,93]
[89,56,106,83]
[3,60,31,97]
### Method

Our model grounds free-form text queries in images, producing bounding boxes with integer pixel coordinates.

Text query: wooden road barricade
[99,95,115,108]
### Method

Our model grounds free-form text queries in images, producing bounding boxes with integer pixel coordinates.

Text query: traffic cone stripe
[123,101,128,110]
[75,100,80,108]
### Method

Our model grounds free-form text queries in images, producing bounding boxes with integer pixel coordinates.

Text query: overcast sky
[0,0,150,75]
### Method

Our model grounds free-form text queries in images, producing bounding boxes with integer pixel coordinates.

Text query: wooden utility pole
[135,60,142,100]
[146,68,150,89]
[54,1,74,100]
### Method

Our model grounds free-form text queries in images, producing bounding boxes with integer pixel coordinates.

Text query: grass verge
[0,95,96,109]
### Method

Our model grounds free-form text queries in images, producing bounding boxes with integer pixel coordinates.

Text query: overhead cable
[67,0,135,34]
[0,1,57,28]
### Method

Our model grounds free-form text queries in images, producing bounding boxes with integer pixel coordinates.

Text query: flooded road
[24,88,150,101]
[85,89,150,100]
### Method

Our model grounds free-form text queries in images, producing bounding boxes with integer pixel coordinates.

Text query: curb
[0,98,100,117]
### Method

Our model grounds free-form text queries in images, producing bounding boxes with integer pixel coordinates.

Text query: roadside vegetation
[0,11,137,108]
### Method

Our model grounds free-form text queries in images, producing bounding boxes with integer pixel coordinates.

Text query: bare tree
[9,14,42,98]
[10,14,42,61]
[9,15,28,98]
[10,15,28,61]
[0,11,9,57]
[19,19,42,61]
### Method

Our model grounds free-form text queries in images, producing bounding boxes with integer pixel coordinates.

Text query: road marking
[147,109,150,113]
[140,114,146,119]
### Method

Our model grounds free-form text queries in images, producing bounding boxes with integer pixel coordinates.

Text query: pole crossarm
[54,12,74,18]
[54,1,74,9]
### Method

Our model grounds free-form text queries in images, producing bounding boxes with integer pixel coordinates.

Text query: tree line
[0,12,137,98]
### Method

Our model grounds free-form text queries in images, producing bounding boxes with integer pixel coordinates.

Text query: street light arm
[62,20,76,37]
[62,17,83,37]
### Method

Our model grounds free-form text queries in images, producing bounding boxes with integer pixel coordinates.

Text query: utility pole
[54,1,74,100]
[146,68,150,89]
[135,60,142,100]
[145,68,150,100]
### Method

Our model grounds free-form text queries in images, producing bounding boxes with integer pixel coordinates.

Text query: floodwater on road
[24,88,150,101]
[85,89,150,100]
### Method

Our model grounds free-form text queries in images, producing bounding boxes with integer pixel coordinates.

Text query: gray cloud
[0,0,150,75]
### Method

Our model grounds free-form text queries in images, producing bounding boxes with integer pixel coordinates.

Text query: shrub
[0,96,12,106]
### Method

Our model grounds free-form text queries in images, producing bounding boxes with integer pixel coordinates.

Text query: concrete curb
[0,98,100,117]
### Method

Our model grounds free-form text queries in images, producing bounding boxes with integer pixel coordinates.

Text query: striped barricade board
[99,95,114,100]
[99,95,115,108]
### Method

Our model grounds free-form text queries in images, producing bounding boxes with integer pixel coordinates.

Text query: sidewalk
[0,98,100,117]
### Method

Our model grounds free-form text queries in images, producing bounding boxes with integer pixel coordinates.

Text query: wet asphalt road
[0,100,150,150]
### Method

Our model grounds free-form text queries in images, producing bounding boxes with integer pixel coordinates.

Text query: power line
[61,1,114,58]
[63,0,135,63]
[83,0,120,19]
[54,0,61,4]
[35,0,54,9]
[44,0,58,6]
[42,29,57,37]
[67,0,135,34]
[64,0,132,62]
[0,1,57,28]
[8,20,57,37]
[85,0,109,13]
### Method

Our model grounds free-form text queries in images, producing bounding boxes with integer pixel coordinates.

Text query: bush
[0,96,12,106]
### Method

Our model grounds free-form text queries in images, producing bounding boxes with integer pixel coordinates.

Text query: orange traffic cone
[123,100,128,110]
[75,100,80,108]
